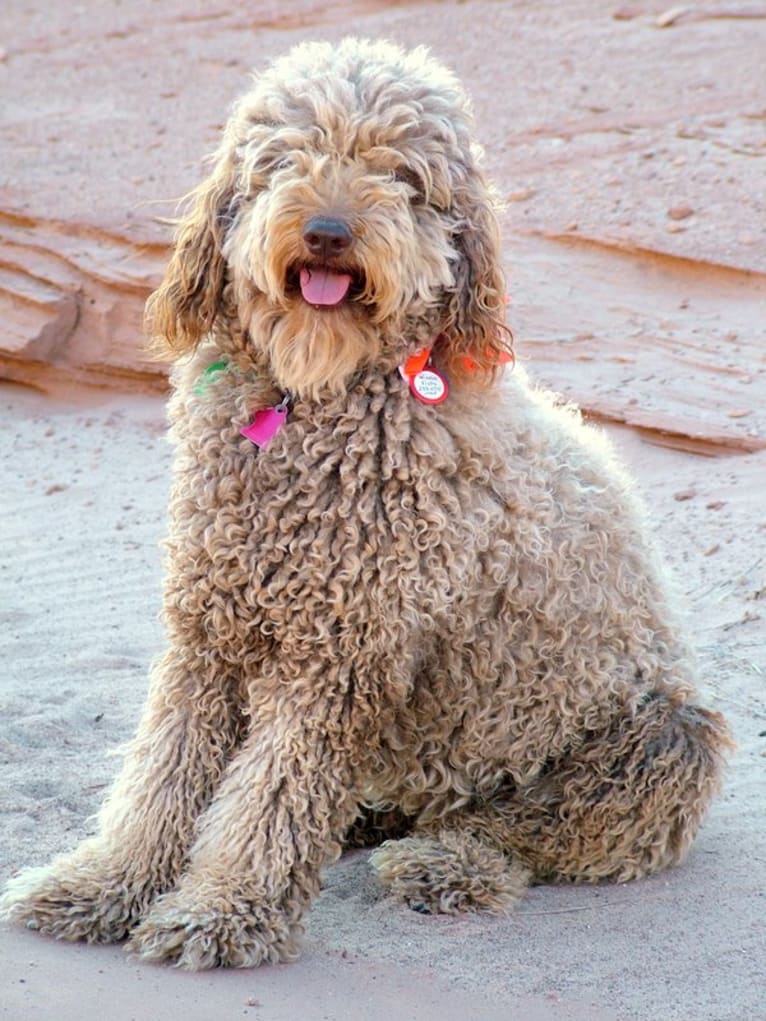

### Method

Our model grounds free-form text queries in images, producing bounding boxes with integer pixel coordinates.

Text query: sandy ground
[1,384,764,1021]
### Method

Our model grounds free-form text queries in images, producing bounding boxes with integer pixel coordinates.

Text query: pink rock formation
[1,0,764,449]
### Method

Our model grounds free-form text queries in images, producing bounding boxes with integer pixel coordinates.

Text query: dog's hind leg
[371,692,730,912]
[498,692,732,884]
[0,646,244,943]
[370,818,531,914]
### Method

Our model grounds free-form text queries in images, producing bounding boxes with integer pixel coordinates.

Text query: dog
[1,37,731,969]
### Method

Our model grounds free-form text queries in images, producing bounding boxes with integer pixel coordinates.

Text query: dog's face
[148,39,511,398]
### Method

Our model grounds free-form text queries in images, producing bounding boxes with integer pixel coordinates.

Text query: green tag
[194,359,230,395]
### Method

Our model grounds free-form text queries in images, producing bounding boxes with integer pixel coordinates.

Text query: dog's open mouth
[300,267,351,306]
[288,264,365,308]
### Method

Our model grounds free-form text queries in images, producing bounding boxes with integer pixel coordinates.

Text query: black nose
[303,216,353,261]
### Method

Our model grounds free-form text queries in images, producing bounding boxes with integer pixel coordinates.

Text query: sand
[1,385,763,1020]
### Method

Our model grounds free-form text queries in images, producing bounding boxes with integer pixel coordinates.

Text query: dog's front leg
[0,646,244,942]
[127,672,384,969]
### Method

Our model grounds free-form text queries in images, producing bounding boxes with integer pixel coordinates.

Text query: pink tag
[240,405,288,447]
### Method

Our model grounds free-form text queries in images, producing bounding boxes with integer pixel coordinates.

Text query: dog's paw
[127,891,300,969]
[370,833,530,915]
[0,860,148,943]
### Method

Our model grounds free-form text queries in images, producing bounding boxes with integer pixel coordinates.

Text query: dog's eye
[258,154,293,174]
[247,148,294,178]
[393,168,425,201]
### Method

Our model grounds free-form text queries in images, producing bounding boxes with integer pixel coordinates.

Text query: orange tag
[402,346,432,378]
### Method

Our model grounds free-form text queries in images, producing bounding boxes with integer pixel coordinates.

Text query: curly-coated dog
[2,38,731,969]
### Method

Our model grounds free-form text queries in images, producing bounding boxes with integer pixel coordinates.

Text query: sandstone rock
[0,211,166,392]
[1,0,763,451]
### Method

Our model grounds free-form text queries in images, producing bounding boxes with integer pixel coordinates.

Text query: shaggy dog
[2,38,731,969]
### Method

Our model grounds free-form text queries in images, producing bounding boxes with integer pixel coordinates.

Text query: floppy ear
[440,170,513,385]
[145,154,239,359]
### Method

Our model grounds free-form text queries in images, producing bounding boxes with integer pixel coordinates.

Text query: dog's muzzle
[294,216,359,307]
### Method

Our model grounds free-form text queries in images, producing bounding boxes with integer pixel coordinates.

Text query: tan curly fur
[1,38,731,969]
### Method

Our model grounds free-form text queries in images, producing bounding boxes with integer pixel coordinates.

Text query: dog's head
[147,38,512,398]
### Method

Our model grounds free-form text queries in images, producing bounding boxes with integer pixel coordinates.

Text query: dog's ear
[440,171,513,385]
[145,154,239,359]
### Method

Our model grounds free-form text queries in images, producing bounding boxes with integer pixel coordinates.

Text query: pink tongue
[300,268,352,306]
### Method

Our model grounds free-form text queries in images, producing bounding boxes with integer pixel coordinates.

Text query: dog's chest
[180,389,475,649]
[173,375,521,671]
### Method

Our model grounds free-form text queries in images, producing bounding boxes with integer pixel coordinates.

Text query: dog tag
[240,404,288,447]
[409,368,449,405]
